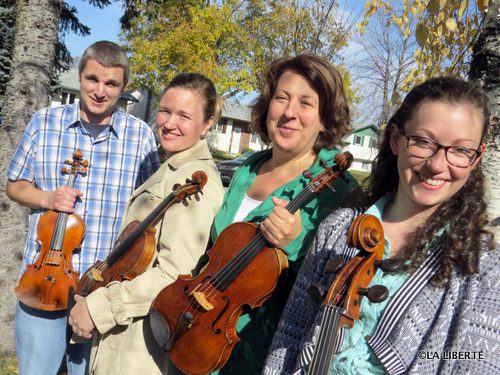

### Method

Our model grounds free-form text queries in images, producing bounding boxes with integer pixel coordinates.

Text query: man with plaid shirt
[6,41,160,375]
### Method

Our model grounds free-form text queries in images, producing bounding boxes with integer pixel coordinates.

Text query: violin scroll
[334,151,353,171]
[174,171,208,202]
[307,151,353,195]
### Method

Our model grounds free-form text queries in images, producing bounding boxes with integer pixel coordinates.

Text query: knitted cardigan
[263,208,500,375]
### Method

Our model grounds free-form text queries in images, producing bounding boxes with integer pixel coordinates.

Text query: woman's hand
[260,196,302,248]
[68,294,95,339]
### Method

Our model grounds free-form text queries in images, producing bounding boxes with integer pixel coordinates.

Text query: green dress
[210,148,358,374]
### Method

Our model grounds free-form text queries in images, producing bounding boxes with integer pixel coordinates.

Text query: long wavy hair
[364,77,494,287]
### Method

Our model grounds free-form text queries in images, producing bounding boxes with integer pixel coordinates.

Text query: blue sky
[63,0,123,57]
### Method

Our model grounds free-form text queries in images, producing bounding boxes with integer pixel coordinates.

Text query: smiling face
[390,100,485,216]
[79,58,125,124]
[266,70,324,158]
[156,87,214,156]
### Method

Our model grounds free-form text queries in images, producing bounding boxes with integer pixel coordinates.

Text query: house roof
[352,124,379,133]
[222,101,251,122]
[59,69,80,91]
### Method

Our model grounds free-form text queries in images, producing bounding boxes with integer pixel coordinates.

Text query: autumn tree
[121,0,354,100]
[361,0,486,90]
[351,5,417,126]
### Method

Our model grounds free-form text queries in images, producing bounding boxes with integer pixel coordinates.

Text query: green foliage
[211,149,234,161]
[241,147,254,154]
[120,0,355,102]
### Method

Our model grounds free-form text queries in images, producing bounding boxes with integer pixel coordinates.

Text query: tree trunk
[0,0,62,355]
[469,0,500,238]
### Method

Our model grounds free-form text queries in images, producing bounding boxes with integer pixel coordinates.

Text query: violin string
[310,287,345,373]
[204,185,314,295]
[176,166,346,322]
[181,186,315,321]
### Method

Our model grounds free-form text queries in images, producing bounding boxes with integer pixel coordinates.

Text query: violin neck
[308,305,344,375]
[106,191,179,267]
[211,185,317,291]
[49,169,78,251]
[284,186,315,214]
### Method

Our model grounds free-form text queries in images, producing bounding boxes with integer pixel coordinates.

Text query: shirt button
[365,335,372,341]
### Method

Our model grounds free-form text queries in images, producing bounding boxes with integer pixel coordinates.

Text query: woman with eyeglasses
[264,76,499,375]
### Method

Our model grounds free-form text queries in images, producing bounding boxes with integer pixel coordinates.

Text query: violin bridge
[191,291,214,311]
[90,268,104,282]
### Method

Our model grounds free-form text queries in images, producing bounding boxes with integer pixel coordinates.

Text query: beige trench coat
[85,140,224,375]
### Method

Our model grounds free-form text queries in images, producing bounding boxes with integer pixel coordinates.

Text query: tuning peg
[61,167,68,174]
[358,285,389,303]
[308,283,327,303]
[82,160,89,167]
[173,183,181,190]
[303,171,313,179]
[375,259,404,273]
[79,167,88,175]
[64,159,72,165]
[324,257,344,274]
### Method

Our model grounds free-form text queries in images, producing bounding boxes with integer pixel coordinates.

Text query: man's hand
[43,186,83,213]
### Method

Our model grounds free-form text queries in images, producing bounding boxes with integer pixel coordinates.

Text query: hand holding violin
[42,185,83,213]
[260,197,302,248]
[68,295,95,339]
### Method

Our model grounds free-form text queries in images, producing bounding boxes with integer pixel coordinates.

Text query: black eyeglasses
[400,130,482,168]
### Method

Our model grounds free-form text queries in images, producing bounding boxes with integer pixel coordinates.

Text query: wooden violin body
[73,171,208,299]
[307,214,402,374]
[15,150,87,311]
[75,221,157,297]
[151,222,288,375]
[149,152,353,375]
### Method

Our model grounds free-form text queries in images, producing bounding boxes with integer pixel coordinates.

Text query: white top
[233,194,263,223]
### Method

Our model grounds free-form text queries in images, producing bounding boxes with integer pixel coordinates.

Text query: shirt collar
[166,139,213,170]
[64,102,121,137]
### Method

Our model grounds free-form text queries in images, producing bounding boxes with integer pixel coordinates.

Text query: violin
[149,152,353,375]
[15,150,88,311]
[70,171,208,302]
[306,214,403,374]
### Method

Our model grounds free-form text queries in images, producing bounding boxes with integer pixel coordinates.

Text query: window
[369,137,377,148]
[60,91,76,105]
[362,161,371,170]
[250,132,258,143]
[213,118,227,133]
[353,135,364,146]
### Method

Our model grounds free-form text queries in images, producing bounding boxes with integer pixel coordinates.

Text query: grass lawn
[349,170,370,186]
[0,356,17,375]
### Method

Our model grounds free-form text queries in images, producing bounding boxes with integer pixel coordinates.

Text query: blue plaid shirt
[7,102,160,276]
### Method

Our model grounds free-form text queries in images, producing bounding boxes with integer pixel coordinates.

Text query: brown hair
[365,76,493,286]
[251,54,351,154]
[79,41,130,86]
[161,72,222,123]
